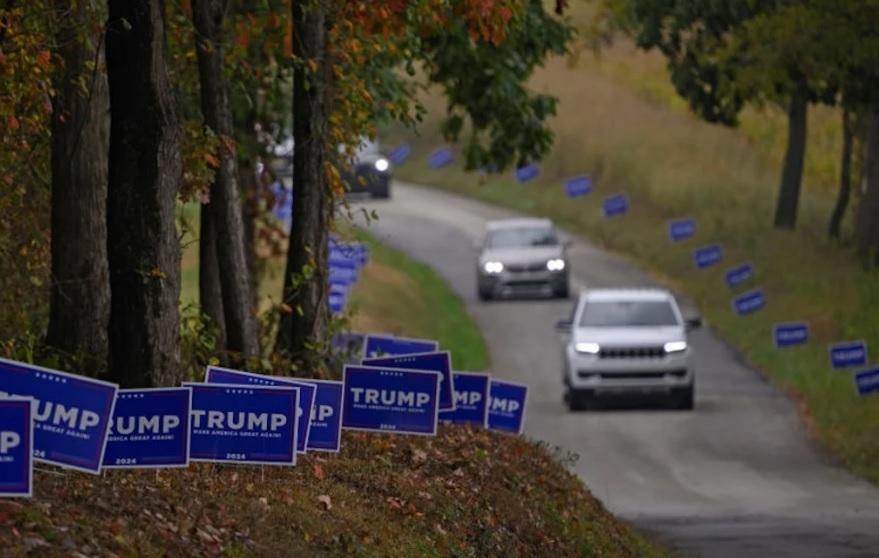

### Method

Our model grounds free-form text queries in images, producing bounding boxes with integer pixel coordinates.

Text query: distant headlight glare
[374,158,390,172]
[547,258,566,271]
[664,341,688,353]
[575,342,600,355]
[483,261,504,274]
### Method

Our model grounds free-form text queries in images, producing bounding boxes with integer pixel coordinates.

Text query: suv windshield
[487,227,557,248]
[579,300,679,327]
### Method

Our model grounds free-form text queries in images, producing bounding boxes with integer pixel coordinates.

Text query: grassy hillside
[380,30,879,483]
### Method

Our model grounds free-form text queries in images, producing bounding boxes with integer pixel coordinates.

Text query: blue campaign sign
[732,289,766,316]
[205,367,315,454]
[184,383,298,466]
[855,368,879,397]
[342,365,440,435]
[565,176,592,198]
[515,163,540,184]
[362,352,456,411]
[438,372,490,427]
[329,290,346,314]
[725,263,754,289]
[668,218,696,242]
[602,194,628,217]
[487,380,528,435]
[0,358,117,474]
[103,388,191,469]
[0,397,33,497]
[363,334,439,359]
[389,144,411,165]
[774,322,809,348]
[829,340,868,370]
[429,147,453,169]
[329,249,360,270]
[329,265,358,286]
[305,380,344,452]
[694,244,722,269]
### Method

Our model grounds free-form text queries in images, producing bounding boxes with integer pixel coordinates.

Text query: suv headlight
[374,158,389,172]
[546,258,565,271]
[575,342,600,354]
[483,261,504,274]
[664,341,688,353]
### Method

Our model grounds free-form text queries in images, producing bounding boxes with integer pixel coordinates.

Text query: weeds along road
[358,182,879,558]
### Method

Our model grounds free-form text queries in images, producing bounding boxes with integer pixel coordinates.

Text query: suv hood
[480,246,563,265]
[573,326,684,347]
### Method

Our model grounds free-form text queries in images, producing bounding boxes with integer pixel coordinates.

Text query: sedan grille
[505,262,546,273]
[599,346,665,359]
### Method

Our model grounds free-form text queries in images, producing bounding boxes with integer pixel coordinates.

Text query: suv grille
[505,262,546,273]
[599,346,665,359]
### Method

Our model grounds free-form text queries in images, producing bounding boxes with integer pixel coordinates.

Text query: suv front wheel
[670,383,694,411]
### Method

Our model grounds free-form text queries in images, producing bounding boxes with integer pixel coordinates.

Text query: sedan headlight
[575,342,600,355]
[374,158,390,172]
[546,258,566,272]
[483,261,504,274]
[664,341,688,353]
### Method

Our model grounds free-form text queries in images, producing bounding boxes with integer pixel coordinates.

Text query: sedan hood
[480,246,564,265]
[573,326,685,347]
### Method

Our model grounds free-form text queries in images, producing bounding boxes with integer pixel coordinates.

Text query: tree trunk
[105,0,182,387]
[773,88,808,229]
[829,105,854,238]
[199,206,226,350]
[193,0,258,357]
[276,0,331,360]
[46,0,110,371]
[239,161,260,311]
[856,109,879,264]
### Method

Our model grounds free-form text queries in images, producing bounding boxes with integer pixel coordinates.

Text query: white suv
[557,289,700,410]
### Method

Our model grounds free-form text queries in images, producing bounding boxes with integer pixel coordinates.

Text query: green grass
[380,37,879,483]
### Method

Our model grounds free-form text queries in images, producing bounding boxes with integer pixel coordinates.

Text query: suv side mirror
[555,319,573,333]
[685,317,703,331]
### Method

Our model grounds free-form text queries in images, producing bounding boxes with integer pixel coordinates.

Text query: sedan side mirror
[555,319,573,333]
[685,317,703,331]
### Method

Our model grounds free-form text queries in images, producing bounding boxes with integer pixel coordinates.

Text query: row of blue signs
[0,332,529,497]
[328,235,369,315]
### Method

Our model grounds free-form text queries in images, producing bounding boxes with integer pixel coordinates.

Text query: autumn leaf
[7,115,19,131]
[317,495,332,510]
[36,50,50,67]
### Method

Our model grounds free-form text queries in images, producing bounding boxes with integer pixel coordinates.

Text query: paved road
[358,182,879,557]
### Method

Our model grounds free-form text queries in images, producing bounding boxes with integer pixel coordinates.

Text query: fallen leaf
[317,494,332,510]
[313,463,325,480]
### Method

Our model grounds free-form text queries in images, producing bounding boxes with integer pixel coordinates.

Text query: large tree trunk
[105,0,182,387]
[856,109,879,264]
[199,208,226,349]
[773,88,808,229]
[46,0,110,371]
[829,105,854,239]
[192,0,258,357]
[276,0,331,360]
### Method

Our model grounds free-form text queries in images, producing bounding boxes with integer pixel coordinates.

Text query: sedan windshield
[487,227,557,248]
[579,301,679,327]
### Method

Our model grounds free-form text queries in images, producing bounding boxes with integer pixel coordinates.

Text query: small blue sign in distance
[694,244,722,269]
[725,263,754,289]
[0,358,117,474]
[342,365,440,436]
[429,147,453,169]
[363,334,440,358]
[438,372,490,427]
[102,388,191,469]
[205,367,315,454]
[829,340,868,370]
[565,176,592,198]
[0,397,33,497]
[304,380,344,452]
[732,289,766,316]
[515,163,540,184]
[488,380,528,435]
[389,144,411,165]
[602,194,628,217]
[362,352,456,411]
[668,218,696,242]
[184,383,299,466]
[329,291,346,314]
[329,265,358,286]
[855,368,879,397]
[774,322,809,348]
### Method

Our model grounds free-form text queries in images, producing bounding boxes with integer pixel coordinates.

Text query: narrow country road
[359,182,879,558]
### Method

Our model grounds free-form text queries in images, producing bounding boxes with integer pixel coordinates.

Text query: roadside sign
[0,397,32,497]
[694,244,722,269]
[855,368,879,397]
[342,365,440,436]
[429,147,453,169]
[103,388,191,469]
[329,290,346,314]
[329,265,358,286]
[363,334,439,358]
[363,351,456,411]
[725,263,754,289]
[303,380,344,452]
[184,383,299,466]
[565,176,592,198]
[205,366,315,454]
[732,289,765,316]
[389,144,411,165]
[438,372,490,427]
[515,163,540,184]
[0,358,117,474]
[602,194,628,217]
[774,322,809,348]
[829,341,868,370]
[668,218,696,242]
[488,380,528,435]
